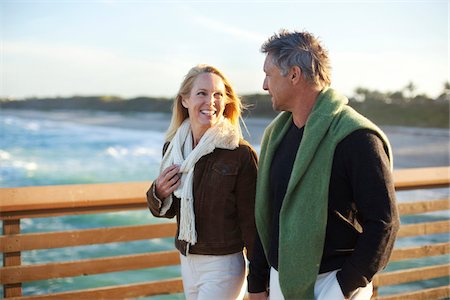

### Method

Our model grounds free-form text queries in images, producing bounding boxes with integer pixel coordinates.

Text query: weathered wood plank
[0,182,150,219]
[376,285,450,300]
[0,203,147,220]
[0,250,180,284]
[374,264,450,286]
[0,223,176,252]
[397,220,450,237]
[1,166,448,219]
[3,199,447,252]
[397,199,449,215]
[389,242,450,261]
[394,166,450,190]
[5,277,184,299]
[3,219,22,297]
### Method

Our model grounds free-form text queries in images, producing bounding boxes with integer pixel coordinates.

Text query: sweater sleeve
[247,231,270,293]
[234,145,259,259]
[146,181,176,218]
[146,142,176,219]
[335,130,400,298]
[233,144,269,293]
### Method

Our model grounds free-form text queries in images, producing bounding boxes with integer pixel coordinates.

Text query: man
[247,30,400,300]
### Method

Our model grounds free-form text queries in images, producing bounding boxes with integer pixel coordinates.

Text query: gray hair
[261,29,331,88]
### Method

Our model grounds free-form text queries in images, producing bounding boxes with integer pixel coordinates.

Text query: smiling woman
[181,72,227,146]
[165,64,243,143]
[146,64,263,300]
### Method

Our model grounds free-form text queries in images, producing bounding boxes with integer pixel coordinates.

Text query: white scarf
[159,117,240,245]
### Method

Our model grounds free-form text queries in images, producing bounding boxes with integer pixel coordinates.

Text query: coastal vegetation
[1,82,449,128]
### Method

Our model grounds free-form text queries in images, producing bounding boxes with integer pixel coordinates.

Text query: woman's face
[182,72,227,141]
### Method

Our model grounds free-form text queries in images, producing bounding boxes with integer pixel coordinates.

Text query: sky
[1,0,449,100]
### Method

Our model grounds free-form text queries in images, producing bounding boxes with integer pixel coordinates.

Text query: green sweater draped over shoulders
[255,88,392,299]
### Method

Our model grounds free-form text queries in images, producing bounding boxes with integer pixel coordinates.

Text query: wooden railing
[1,166,449,299]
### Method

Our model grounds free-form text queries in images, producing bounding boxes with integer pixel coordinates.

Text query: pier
[1,166,449,299]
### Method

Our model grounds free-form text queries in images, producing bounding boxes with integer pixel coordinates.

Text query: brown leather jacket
[147,140,258,259]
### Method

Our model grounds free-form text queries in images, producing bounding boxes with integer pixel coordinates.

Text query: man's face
[263,54,292,112]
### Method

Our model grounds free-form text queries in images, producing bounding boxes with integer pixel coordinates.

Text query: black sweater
[248,124,399,298]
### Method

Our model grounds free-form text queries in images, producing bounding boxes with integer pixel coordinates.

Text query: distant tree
[352,87,393,104]
[444,81,450,92]
[387,91,404,104]
[437,81,450,102]
[352,87,370,102]
[365,90,388,103]
[100,95,122,102]
[412,94,432,104]
[403,81,417,100]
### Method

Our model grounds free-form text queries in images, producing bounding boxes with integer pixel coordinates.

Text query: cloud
[332,50,448,98]
[191,14,266,44]
[4,41,118,66]
[2,41,191,98]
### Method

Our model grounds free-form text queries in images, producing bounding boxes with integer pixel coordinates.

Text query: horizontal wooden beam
[0,223,176,253]
[389,242,450,261]
[397,198,449,215]
[0,182,151,219]
[1,167,448,220]
[377,285,450,300]
[2,220,448,254]
[5,277,184,300]
[0,202,147,220]
[397,220,450,237]
[394,166,450,190]
[374,264,450,286]
[0,250,180,284]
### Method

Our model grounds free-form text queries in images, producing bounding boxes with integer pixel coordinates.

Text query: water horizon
[1,108,449,189]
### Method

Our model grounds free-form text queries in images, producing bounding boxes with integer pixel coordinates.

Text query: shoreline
[2,109,449,168]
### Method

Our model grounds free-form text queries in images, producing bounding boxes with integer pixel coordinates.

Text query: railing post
[3,219,22,297]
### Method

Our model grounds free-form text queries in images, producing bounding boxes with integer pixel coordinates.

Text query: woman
[146,64,259,300]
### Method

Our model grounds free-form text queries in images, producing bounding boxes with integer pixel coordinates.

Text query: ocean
[0,109,449,298]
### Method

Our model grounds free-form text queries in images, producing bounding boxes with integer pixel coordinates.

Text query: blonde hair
[165,64,243,141]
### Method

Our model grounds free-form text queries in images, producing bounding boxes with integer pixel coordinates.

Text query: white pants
[269,267,373,300]
[180,252,246,300]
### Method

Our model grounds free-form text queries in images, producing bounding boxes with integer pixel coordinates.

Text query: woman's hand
[155,164,181,199]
